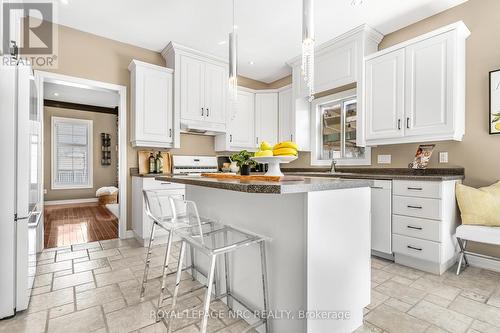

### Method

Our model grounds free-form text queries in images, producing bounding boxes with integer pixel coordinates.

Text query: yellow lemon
[496,123,500,131]
[260,141,273,151]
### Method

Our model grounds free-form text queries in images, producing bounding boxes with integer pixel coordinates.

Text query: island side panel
[306,187,371,333]
[185,185,308,333]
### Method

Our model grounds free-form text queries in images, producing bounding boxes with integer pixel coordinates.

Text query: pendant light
[302,0,315,102]
[228,0,238,102]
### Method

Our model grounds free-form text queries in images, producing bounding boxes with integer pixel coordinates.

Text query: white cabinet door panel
[229,90,255,149]
[370,181,392,255]
[180,55,205,122]
[278,88,294,142]
[405,32,454,136]
[315,40,357,93]
[255,93,278,146]
[365,49,405,141]
[204,62,227,124]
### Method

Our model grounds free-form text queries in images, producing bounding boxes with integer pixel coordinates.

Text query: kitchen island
[155,175,373,333]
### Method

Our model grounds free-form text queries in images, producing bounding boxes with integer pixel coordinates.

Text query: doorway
[35,71,127,249]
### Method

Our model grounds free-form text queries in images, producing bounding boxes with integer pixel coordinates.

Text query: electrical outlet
[439,152,449,163]
[377,155,391,164]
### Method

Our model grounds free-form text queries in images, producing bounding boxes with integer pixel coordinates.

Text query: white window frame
[310,89,371,166]
[51,116,93,190]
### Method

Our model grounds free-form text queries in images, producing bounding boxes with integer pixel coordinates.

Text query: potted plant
[230,150,257,176]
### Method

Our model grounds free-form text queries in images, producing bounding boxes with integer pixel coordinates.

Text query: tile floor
[1,238,500,333]
[44,204,118,248]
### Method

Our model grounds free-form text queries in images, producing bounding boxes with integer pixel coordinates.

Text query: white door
[278,88,294,142]
[229,90,255,149]
[255,93,278,146]
[404,32,455,137]
[137,66,173,144]
[204,62,227,124]
[365,49,405,141]
[180,55,205,122]
[370,181,392,256]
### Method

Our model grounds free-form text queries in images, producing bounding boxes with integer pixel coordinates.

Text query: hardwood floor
[44,203,118,248]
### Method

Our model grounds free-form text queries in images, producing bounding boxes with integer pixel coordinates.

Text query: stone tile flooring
[1,238,500,333]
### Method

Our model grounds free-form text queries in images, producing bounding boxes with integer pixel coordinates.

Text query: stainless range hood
[180,121,227,135]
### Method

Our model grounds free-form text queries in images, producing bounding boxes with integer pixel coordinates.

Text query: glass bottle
[155,151,163,174]
[148,152,156,174]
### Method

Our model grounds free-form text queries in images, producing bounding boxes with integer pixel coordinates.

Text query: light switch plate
[439,152,449,163]
[377,154,392,164]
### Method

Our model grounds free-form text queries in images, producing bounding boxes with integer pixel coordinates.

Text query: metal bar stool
[140,190,219,317]
[167,196,271,333]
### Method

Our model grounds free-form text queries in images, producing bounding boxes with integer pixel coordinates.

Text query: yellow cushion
[456,181,500,226]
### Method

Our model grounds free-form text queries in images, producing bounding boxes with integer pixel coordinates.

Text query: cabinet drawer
[393,234,441,263]
[393,195,441,220]
[393,180,442,199]
[142,178,185,190]
[393,215,441,242]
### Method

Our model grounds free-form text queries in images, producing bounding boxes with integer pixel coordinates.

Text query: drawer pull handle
[407,245,422,251]
[407,205,422,209]
[160,182,172,185]
[407,225,423,230]
[370,186,384,189]
[407,187,423,191]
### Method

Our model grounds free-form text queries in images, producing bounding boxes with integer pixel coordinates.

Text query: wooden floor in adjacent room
[44,203,118,248]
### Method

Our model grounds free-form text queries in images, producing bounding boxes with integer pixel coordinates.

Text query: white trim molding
[44,198,98,206]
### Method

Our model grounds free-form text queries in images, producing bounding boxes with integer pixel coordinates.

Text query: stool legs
[141,221,157,298]
[156,230,174,318]
[223,231,233,310]
[200,254,218,333]
[456,238,469,275]
[260,241,270,333]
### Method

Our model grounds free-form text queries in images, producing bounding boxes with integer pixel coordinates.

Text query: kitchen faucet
[330,159,337,173]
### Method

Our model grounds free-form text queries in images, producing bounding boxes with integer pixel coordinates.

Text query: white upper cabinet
[128,60,174,148]
[404,31,455,137]
[278,87,294,142]
[255,93,278,145]
[364,22,470,146]
[365,49,405,141]
[162,42,228,142]
[215,90,256,151]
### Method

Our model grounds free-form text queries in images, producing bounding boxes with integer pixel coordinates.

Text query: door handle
[201,108,204,116]
[290,134,293,141]
[407,225,423,230]
[407,245,422,251]
[256,137,259,144]
[406,117,410,129]
[407,205,423,209]
[398,119,401,130]
[169,129,172,137]
[407,187,423,191]
[206,108,209,117]
[230,134,233,143]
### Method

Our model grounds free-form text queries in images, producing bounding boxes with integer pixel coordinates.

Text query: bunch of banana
[254,141,273,157]
[273,141,299,157]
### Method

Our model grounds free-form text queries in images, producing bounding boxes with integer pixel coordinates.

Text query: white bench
[455,224,500,275]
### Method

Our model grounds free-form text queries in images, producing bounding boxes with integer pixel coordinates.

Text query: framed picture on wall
[490,69,500,134]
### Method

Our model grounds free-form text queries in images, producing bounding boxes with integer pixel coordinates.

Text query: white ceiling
[44,82,119,108]
[53,0,468,83]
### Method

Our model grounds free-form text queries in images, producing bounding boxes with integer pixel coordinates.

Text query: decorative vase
[240,165,251,176]
[229,161,239,173]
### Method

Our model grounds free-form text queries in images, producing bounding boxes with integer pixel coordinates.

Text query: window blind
[53,118,92,188]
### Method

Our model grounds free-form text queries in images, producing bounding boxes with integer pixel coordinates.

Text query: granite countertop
[282,167,465,181]
[155,175,373,194]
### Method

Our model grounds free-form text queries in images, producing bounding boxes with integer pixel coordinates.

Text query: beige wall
[44,106,118,201]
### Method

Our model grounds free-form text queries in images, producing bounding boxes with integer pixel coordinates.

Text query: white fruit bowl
[251,156,298,177]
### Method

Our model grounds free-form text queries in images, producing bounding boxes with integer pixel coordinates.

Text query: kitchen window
[51,117,93,189]
[311,89,371,166]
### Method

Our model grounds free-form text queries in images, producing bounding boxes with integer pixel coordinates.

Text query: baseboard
[467,255,500,273]
[124,230,135,239]
[44,198,98,206]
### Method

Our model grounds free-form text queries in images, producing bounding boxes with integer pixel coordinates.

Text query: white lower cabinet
[370,180,393,257]
[131,177,185,246]
[391,180,460,275]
